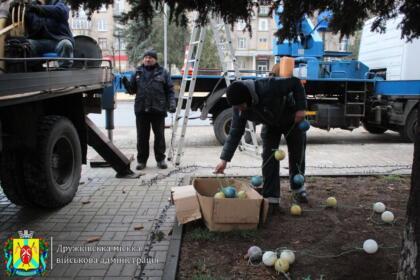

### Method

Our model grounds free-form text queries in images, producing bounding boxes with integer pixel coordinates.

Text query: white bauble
[262,251,277,266]
[363,239,378,254]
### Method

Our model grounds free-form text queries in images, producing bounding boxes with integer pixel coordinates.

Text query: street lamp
[164,4,168,70]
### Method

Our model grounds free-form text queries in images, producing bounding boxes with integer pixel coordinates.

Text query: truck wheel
[0,152,32,206]
[400,109,418,142]
[362,122,387,134]
[213,108,258,145]
[24,116,82,208]
[213,108,233,145]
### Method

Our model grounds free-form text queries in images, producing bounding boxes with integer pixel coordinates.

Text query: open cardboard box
[171,177,268,232]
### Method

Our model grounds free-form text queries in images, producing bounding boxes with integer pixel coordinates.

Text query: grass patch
[304,176,316,184]
[191,258,221,280]
[187,228,220,241]
[380,174,403,182]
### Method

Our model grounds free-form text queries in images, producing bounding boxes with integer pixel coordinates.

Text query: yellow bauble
[214,192,225,199]
[326,197,337,208]
[290,204,302,216]
[236,190,247,199]
[274,258,289,273]
[274,149,286,161]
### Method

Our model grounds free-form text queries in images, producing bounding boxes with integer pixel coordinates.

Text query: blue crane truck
[0,3,134,208]
[116,9,419,145]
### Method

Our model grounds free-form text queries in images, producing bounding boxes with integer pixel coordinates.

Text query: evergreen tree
[125,16,189,69]
[200,28,220,70]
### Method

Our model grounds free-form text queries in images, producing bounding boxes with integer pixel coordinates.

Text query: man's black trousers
[261,123,306,204]
[135,113,166,163]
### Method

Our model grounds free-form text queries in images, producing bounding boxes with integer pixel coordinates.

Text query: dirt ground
[177,175,411,280]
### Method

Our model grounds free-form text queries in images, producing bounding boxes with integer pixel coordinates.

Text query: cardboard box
[172,178,268,232]
[171,185,202,224]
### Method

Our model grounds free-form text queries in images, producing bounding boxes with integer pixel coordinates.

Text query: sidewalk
[116,92,135,101]
[0,126,414,279]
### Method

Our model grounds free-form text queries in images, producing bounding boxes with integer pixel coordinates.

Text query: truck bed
[0,68,113,107]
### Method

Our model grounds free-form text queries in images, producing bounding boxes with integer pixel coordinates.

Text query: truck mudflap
[85,117,141,178]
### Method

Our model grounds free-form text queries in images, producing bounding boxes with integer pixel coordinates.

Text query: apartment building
[230,3,275,74]
[69,0,129,72]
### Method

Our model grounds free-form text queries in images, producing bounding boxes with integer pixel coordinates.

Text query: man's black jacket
[125,64,176,115]
[25,0,74,45]
[220,77,307,162]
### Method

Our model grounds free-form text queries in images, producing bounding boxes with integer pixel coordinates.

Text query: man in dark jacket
[214,77,308,213]
[25,0,73,68]
[123,50,176,170]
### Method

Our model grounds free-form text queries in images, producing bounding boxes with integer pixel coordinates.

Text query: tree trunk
[398,104,420,279]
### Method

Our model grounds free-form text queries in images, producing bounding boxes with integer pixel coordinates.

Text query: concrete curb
[162,222,183,280]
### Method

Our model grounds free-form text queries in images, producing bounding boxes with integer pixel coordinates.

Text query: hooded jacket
[220,77,307,162]
[25,0,74,45]
[128,64,176,115]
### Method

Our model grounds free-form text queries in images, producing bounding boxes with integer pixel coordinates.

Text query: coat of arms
[3,230,48,277]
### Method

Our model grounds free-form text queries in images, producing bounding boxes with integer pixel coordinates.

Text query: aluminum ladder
[209,18,260,157]
[167,17,259,166]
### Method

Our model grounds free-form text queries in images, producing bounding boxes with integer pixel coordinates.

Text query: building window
[256,60,269,77]
[71,19,89,30]
[237,37,247,49]
[259,6,270,16]
[258,19,268,31]
[97,19,108,31]
[236,20,246,31]
[114,0,124,14]
[258,37,268,43]
[98,38,108,50]
[258,36,269,49]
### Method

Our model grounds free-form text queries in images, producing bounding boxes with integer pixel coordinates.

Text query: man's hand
[294,110,305,123]
[9,1,20,12]
[122,76,133,95]
[214,160,227,174]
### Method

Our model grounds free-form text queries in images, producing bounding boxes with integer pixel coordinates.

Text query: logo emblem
[4,230,48,277]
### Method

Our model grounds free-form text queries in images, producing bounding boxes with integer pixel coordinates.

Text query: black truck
[0,5,134,208]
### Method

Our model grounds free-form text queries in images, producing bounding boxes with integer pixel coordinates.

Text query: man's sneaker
[136,163,146,170]
[292,190,308,204]
[157,160,168,169]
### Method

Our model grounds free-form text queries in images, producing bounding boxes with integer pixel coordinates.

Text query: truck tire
[23,116,82,208]
[213,108,257,145]
[213,108,233,145]
[400,109,418,142]
[362,122,387,134]
[0,152,32,206]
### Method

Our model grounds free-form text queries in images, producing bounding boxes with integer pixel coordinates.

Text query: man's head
[142,49,157,66]
[226,81,252,112]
